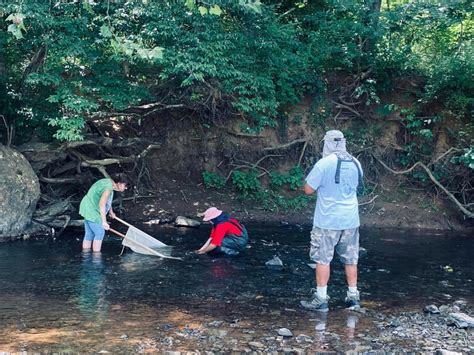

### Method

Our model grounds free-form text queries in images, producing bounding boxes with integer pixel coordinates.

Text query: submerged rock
[144,218,160,225]
[208,329,228,338]
[448,313,474,328]
[175,216,200,228]
[265,255,284,270]
[208,320,224,327]
[295,334,313,343]
[248,341,265,349]
[436,350,462,355]
[424,305,440,314]
[277,328,293,337]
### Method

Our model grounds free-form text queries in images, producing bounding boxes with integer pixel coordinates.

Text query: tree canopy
[0,0,470,141]
[1,0,473,219]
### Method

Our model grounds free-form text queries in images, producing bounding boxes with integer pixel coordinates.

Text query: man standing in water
[79,173,129,252]
[300,130,363,312]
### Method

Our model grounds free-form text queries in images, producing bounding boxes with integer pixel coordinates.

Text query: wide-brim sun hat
[202,207,223,221]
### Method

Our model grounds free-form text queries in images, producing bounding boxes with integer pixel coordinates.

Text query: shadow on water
[0,224,472,352]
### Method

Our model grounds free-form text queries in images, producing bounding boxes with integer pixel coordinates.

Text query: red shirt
[210,219,243,246]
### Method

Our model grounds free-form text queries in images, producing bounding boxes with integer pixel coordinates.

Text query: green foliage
[225,165,311,211]
[451,148,474,170]
[400,108,442,140]
[394,104,450,167]
[48,116,85,141]
[202,171,226,189]
[261,192,314,212]
[0,0,471,157]
[231,170,261,196]
[1,1,315,141]
[270,166,304,190]
[375,1,473,118]
[202,165,310,211]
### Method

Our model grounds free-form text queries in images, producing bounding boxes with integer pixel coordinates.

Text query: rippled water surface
[0,225,472,352]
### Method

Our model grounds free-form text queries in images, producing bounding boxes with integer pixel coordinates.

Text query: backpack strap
[334,155,364,195]
[227,219,244,234]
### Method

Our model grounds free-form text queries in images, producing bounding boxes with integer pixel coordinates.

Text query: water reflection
[346,314,359,339]
[312,312,359,342]
[210,259,239,280]
[75,251,109,320]
[0,226,472,352]
[119,251,166,272]
[314,312,328,332]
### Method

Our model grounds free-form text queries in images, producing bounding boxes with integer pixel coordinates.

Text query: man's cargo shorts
[309,227,359,265]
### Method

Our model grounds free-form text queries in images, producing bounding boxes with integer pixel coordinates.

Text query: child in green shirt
[79,174,129,252]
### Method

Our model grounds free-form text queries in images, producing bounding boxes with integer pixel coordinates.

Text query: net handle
[114,216,135,229]
[109,227,126,238]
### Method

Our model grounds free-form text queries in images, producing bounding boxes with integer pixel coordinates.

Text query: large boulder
[0,144,40,238]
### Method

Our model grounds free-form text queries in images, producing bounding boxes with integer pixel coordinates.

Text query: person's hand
[102,222,110,230]
[195,249,206,254]
[109,211,116,219]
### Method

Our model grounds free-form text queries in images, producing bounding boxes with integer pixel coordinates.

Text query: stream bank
[119,175,473,232]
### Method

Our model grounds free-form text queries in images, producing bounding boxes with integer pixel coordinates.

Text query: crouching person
[196,207,248,256]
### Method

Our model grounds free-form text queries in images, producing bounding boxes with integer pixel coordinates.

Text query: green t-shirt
[79,178,114,224]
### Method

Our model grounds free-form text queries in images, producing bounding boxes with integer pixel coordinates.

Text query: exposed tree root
[373,153,474,219]
[19,137,162,232]
[262,137,308,152]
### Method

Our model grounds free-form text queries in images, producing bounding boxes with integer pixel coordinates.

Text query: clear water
[0,225,472,352]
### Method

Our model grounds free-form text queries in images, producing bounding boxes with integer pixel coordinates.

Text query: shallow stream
[0,224,472,352]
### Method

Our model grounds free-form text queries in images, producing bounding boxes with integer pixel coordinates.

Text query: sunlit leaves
[198,6,208,16]
[100,24,112,38]
[100,24,164,62]
[48,116,85,141]
[110,37,164,62]
[6,13,26,39]
[185,0,195,11]
[209,5,223,16]
[451,148,474,170]
[191,3,222,16]
[239,0,262,14]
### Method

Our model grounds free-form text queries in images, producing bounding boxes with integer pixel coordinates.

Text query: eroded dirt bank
[120,175,473,232]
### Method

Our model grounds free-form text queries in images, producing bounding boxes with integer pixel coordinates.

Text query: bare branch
[39,175,83,184]
[227,130,265,138]
[1,115,13,147]
[373,154,474,218]
[359,194,379,206]
[68,144,160,177]
[331,100,361,117]
[225,154,282,182]
[298,139,310,166]
[430,147,462,166]
[64,137,157,149]
[263,137,308,152]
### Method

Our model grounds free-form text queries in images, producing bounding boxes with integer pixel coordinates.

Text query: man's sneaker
[345,291,361,310]
[300,293,329,312]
